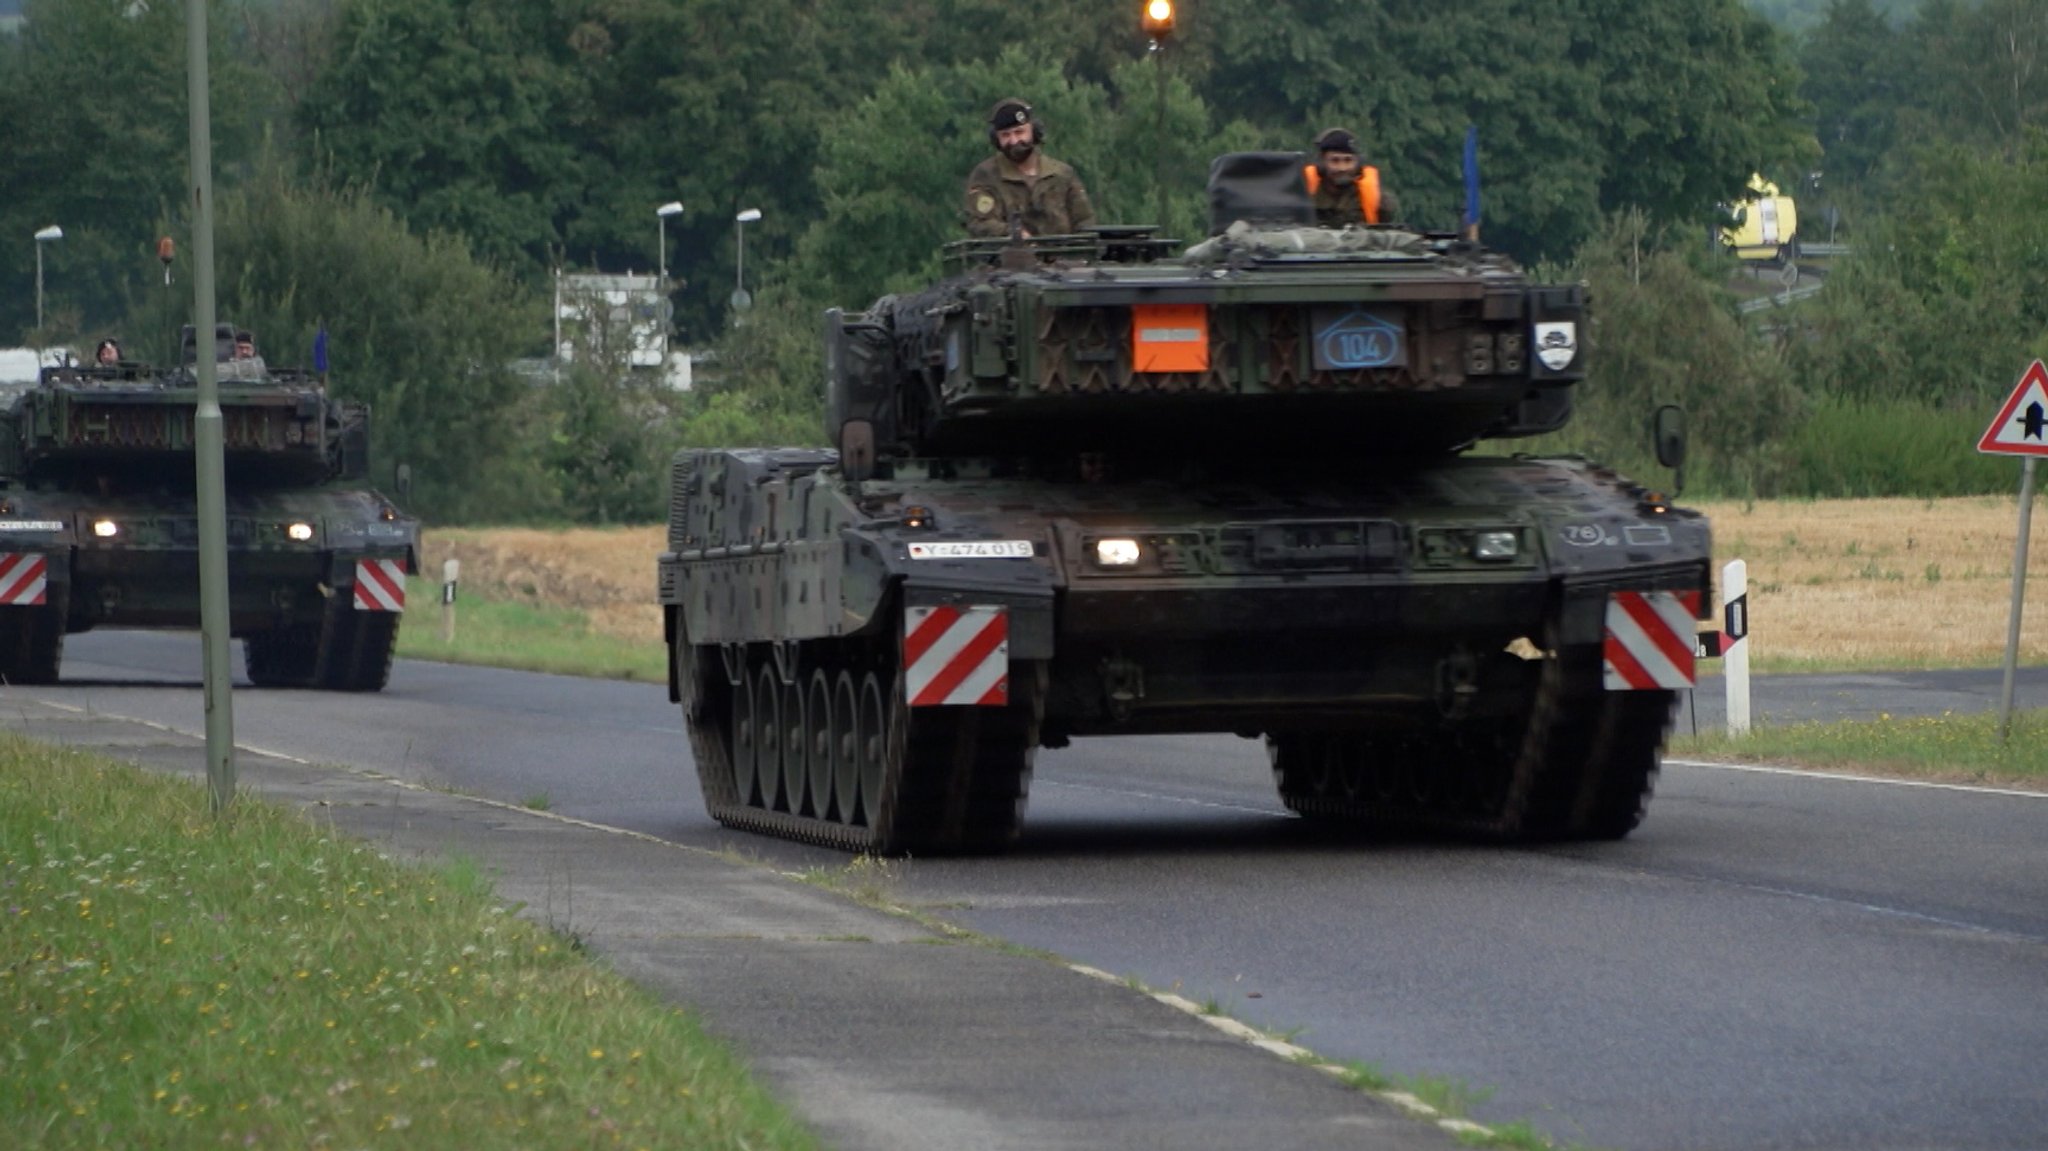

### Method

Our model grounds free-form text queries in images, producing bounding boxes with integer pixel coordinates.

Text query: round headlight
[287,522,315,542]
[92,519,119,538]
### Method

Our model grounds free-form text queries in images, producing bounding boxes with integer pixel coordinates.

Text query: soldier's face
[996,122,1035,161]
[1320,151,1361,186]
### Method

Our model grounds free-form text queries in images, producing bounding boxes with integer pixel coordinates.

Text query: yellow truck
[1720,173,1798,262]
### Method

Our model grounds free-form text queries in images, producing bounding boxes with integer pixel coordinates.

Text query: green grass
[394,597,664,683]
[0,733,817,1151]
[1671,707,2048,789]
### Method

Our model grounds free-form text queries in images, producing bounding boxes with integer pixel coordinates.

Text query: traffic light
[1142,0,1174,39]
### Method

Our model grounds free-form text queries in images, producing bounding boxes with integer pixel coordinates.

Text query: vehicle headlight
[287,522,315,542]
[1473,530,1519,561]
[92,519,119,538]
[1093,538,1142,567]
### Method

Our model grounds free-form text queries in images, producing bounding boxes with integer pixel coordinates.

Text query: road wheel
[781,674,808,816]
[730,652,759,807]
[806,670,835,821]
[754,663,784,814]
[830,670,859,825]
[855,669,887,828]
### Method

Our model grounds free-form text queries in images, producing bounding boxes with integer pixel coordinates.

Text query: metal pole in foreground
[187,0,236,812]
[1998,456,2037,742]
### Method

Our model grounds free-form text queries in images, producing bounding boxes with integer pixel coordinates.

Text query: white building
[552,271,693,390]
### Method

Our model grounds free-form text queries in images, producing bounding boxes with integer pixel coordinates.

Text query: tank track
[0,588,67,686]
[244,593,398,692]
[1271,638,1672,841]
[677,620,1044,855]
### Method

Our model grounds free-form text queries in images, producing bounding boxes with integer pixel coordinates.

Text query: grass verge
[1670,706,2048,790]
[394,597,665,683]
[0,732,815,1151]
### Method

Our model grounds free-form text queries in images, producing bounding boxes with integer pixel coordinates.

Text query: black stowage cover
[1207,152,1314,234]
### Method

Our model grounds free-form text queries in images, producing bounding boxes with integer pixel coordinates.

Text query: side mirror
[1652,405,1687,497]
[1652,405,1687,469]
[395,462,413,501]
[838,420,876,484]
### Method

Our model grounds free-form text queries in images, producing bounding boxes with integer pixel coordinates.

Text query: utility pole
[187,0,236,812]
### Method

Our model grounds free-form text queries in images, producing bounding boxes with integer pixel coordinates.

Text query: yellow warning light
[1142,0,1175,38]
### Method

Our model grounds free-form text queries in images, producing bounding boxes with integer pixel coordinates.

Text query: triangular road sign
[1979,360,2048,456]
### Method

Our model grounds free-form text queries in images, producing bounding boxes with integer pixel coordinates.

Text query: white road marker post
[441,558,460,645]
[1722,559,1750,736]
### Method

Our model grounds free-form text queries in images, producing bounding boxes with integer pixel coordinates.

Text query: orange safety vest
[1302,164,1382,225]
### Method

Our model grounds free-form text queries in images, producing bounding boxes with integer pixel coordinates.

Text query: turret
[2,323,370,488]
[826,152,1587,474]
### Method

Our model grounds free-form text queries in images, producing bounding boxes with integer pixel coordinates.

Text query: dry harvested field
[422,495,2048,670]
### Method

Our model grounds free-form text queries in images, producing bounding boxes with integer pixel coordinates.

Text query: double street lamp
[656,201,683,283]
[33,224,62,332]
[733,208,762,317]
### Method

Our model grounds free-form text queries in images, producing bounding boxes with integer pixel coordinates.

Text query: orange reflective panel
[1131,303,1209,373]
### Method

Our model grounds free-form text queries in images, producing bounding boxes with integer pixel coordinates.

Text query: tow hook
[1100,656,1145,723]
[1436,649,1479,719]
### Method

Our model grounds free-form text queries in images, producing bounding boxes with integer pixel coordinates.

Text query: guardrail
[1738,281,1826,314]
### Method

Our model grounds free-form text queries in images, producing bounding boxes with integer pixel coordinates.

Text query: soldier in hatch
[1303,127,1401,228]
[963,98,1098,239]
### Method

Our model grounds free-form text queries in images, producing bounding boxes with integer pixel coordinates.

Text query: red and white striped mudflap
[904,605,1009,707]
[0,553,48,606]
[353,558,407,613]
[1603,590,1701,690]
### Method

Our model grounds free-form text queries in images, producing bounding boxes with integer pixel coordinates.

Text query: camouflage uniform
[963,152,1098,238]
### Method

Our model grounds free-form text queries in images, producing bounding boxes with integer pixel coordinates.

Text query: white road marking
[1668,758,2048,799]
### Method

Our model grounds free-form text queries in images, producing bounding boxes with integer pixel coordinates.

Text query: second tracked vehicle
[658,153,1712,854]
[0,324,417,688]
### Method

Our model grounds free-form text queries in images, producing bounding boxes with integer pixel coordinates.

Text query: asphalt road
[20,630,2048,1151]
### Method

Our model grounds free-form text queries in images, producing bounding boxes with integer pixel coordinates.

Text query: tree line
[0,0,2038,519]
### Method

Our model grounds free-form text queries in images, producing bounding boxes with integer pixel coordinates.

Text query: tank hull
[659,448,1709,853]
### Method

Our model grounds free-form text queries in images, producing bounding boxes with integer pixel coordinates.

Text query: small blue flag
[313,326,329,374]
[1462,124,1481,232]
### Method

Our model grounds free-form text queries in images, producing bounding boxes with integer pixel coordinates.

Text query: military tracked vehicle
[658,152,1711,854]
[0,324,417,689]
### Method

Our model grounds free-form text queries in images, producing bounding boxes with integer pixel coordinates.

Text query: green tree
[1899,0,2048,152]
[1523,211,1806,497]
[0,0,273,342]
[127,161,550,522]
[297,0,592,280]
[565,0,833,342]
[1792,134,2048,410]
[1799,0,1907,184]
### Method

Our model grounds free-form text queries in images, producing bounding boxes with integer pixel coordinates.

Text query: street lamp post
[733,208,761,320]
[1141,1,1176,231]
[656,201,683,283]
[33,224,62,333]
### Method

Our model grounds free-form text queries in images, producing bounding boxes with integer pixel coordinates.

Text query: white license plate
[908,540,1036,560]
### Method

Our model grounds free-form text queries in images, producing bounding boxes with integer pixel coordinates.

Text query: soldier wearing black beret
[963,98,1098,239]
[1303,126,1401,228]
